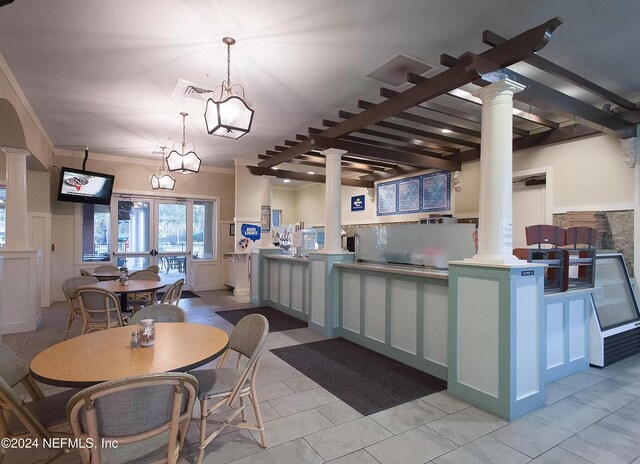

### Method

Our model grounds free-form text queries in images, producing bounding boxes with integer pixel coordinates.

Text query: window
[272,209,282,228]
[82,204,111,261]
[193,201,215,260]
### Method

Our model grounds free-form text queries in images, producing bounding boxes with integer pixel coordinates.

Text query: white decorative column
[259,176,275,248]
[0,148,42,334]
[472,79,526,264]
[4,149,30,250]
[308,148,352,338]
[447,79,549,420]
[322,148,347,253]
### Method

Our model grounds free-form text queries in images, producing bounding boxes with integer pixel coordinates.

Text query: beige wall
[27,171,51,213]
[54,152,235,219]
[0,54,54,169]
[273,187,296,224]
[234,164,261,222]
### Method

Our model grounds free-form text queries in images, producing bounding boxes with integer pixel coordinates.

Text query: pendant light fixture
[204,37,255,139]
[166,112,202,174]
[150,146,176,190]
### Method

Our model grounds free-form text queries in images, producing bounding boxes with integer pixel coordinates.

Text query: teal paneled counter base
[448,261,546,421]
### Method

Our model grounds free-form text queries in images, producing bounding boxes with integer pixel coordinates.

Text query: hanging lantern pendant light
[151,146,176,190]
[204,37,255,139]
[166,112,202,174]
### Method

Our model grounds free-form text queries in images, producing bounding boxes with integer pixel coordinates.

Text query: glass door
[156,201,190,287]
[112,199,153,272]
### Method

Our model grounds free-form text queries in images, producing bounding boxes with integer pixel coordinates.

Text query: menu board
[376,171,451,216]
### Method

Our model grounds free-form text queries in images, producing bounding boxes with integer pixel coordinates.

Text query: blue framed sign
[351,194,365,212]
[376,171,451,216]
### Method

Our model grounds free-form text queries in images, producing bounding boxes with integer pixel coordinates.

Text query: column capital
[0,146,31,158]
[473,78,526,102]
[321,148,348,159]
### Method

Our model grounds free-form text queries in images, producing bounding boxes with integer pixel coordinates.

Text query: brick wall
[554,210,634,276]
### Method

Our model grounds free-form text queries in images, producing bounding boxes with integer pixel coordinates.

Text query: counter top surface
[335,261,449,280]
[264,254,309,263]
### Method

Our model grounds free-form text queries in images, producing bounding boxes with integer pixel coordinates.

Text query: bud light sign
[241,224,261,241]
[351,194,365,212]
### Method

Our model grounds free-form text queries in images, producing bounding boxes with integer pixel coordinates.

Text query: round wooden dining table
[30,323,229,388]
[79,279,167,311]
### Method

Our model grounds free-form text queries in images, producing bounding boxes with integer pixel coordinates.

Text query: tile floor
[4,289,640,464]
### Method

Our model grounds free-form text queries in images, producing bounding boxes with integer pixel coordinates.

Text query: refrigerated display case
[590,253,640,367]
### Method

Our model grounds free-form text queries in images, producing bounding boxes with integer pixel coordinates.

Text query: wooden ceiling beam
[448,123,600,163]
[322,119,452,156]
[484,30,637,111]
[379,86,530,137]
[338,110,479,150]
[357,99,481,138]
[311,135,461,171]
[246,166,374,188]
[257,17,562,168]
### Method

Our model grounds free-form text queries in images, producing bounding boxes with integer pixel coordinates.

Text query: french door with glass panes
[111,198,191,289]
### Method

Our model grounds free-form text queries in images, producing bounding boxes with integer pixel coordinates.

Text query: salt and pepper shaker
[130,330,139,349]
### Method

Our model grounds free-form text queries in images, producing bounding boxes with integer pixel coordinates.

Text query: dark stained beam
[338,110,480,150]
[322,120,455,155]
[311,135,461,171]
[380,85,530,137]
[246,166,374,188]
[448,123,599,163]
[257,17,562,168]
[357,100,481,138]
[484,30,637,111]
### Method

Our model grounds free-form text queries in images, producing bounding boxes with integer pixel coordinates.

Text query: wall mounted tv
[57,167,115,205]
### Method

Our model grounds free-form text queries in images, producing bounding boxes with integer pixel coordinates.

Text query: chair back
[146,265,160,274]
[129,304,188,324]
[94,265,119,273]
[161,279,184,305]
[63,276,99,315]
[77,288,124,332]
[80,269,93,277]
[0,342,29,388]
[67,372,198,464]
[130,270,161,281]
[0,377,50,440]
[225,314,269,404]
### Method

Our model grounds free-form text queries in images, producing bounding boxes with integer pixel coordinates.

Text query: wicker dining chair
[76,287,125,333]
[160,279,184,305]
[0,343,77,464]
[62,276,98,339]
[129,304,188,325]
[190,314,269,464]
[67,372,198,464]
[79,269,93,278]
[146,265,160,274]
[128,270,162,312]
[94,265,120,274]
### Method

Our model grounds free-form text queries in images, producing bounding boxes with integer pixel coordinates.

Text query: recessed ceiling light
[307,171,315,175]
[441,129,452,134]
[283,179,291,183]
[271,167,278,171]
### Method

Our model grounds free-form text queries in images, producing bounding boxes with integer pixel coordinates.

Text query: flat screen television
[57,167,115,205]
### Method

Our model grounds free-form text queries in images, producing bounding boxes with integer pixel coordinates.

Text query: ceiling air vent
[170,79,214,102]
[367,53,437,87]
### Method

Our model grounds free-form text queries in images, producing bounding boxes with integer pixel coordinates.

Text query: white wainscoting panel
[390,279,417,354]
[269,261,279,303]
[342,272,361,334]
[546,302,565,368]
[423,283,448,366]
[457,276,499,398]
[364,275,386,343]
[291,266,304,312]
[569,298,586,361]
[279,263,291,307]
[310,260,326,326]
[515,278,540,400]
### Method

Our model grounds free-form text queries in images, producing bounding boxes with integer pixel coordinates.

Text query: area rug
[215,307,307,332]
[156,290,200,300]
[270,338,447,415]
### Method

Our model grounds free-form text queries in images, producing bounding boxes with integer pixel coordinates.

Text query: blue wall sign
[241,224,261,241]
[351,195,365,212]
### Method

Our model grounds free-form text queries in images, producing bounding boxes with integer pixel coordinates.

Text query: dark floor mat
[156,290,200,299]
[270,338,447,415]
[215,306,307,332]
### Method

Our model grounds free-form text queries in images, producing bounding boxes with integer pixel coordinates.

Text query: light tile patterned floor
[4,289,640,464]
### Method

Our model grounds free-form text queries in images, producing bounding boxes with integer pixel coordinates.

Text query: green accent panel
[250,249,285,307]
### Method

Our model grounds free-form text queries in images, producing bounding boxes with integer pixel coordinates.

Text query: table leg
[119,292,129,312]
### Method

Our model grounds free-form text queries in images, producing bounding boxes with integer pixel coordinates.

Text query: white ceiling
[0,0,638,169]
